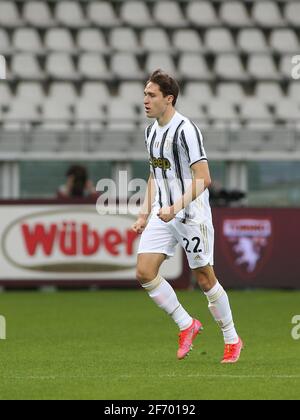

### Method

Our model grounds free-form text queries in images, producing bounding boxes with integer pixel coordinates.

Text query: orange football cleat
[221,337,244,364]
[177,319,203,360]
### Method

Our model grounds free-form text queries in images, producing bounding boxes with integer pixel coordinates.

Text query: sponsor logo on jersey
[150,157,172,171]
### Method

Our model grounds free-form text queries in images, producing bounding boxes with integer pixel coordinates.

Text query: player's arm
[172,161,211,215]
[132,173,156,234]
[158,161,211,222]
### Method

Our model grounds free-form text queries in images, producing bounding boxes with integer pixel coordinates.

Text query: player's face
[144,82,173,119]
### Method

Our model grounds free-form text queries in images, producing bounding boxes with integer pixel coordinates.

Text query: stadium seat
[80,82,110,106]
[77,29,110,54]
[176,98,206,122]
[78,53,111,81]
[110,28,141,53]
[111,53,144,80]
[106,100,138,131]
[46,53,79,81]
[173,29,204,53]
[186,2,219,27]
[3,101,40,130]
[41,100,73,130]
[16,82,45,106]
[183,82,213,105]
[0,2,23,28]
[285,2,300,26]
[55,1,88,28]
[0,29,11,56]
[178,54,212,81]
[48,83,78,106]
[121,1,154,28]
[0,83,13,107]
[255,82,284,106]
[215,83,246,105]
[13,28,44,54]
[74,100,105,131]
[153,1,187,28]
[118,82,144,106]
[287,82,300,104]
[45,29,76,53]
[248,55,279,80]
[215,55,248,81]
[279,55,296,79]
[146,53,177,78]
[237,29,269,53]
[11,54,45,80]
[270,29,299,54]
[252,2,285,27]
[239,99,272,121]
[207,100,239,121]
[205,29,236,53]
[141,29,172,53]
[220,2,252,27]
[275,100,300,121]
[23,1,56,28]
[87,2,121,28]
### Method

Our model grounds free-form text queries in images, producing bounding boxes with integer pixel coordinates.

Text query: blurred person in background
[57,165,97,199]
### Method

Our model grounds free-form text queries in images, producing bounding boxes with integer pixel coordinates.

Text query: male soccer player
[132,70,243,363]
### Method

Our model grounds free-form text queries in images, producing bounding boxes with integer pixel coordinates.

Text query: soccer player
[132,70,243,363]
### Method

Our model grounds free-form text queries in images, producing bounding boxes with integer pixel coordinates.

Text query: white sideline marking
[4,374,300,381]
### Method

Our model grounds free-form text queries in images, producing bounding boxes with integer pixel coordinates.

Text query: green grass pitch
[0,289,299,400]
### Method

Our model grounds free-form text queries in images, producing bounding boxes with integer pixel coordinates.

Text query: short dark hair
[146,69,180,106]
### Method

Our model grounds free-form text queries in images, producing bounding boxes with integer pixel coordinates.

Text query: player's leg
[192,264,239,345]
[137,215,202,359]
[172,220,242,362]
[136,253,193,332]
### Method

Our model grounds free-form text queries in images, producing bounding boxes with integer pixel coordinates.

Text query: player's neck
[157,107,176,128]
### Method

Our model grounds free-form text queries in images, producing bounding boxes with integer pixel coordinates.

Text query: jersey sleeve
[180,122,208,167]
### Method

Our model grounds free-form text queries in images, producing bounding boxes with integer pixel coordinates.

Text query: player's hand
[157,206,175,223]
[131,216,148,234]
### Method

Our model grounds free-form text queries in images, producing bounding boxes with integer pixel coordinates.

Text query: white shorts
[138,214,214,269]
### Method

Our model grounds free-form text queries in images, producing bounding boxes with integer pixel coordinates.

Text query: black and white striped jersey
[145,111,212,225]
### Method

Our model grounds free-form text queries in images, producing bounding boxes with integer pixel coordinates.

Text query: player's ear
[167,95,174,105]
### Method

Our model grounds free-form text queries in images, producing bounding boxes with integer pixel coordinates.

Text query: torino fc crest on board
[222,219,273,279]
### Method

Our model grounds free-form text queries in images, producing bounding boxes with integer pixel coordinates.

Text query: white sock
[142,275,193,331]
[204,281,239,345]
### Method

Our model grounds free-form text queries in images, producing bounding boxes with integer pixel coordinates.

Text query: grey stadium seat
[285,2,300,26]
[111,53,144,80]
[0,2,23,28]
[183,82,213,105]
[178,54,212,81]
[270,29,299,54]
[248,55,279,80]
[146,53,177,78]
[80,82,110,106]
[141,29,172,53]
[252,2,285,27]
[186,2,219,27]
[153,1,187,28]
[173,30,204,53]
[13,28,44,54]
[45,29,76,53]
[16,82,45,106]
[205,29,236,54]
[23,1,56,28]
[11,54,45,80]
[237,29,269,54]
[215,55,248,81]
[220,2,252,27]
[78,53,112,81]
[121,1,154,28]
[46,53,79,81]
[48,83,78,106]
[77,29,110,54]
[0,29,12,56]
[110,28,141,53]
[55,1,88,28]
[87,2,121,28]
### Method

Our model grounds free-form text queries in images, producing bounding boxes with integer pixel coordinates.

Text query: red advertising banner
[0,201,299,289]
[0,201,189,289]
[213,208,300,289]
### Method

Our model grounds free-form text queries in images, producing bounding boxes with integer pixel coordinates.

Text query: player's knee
[193,266,217,292]
[136,268,157,285]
